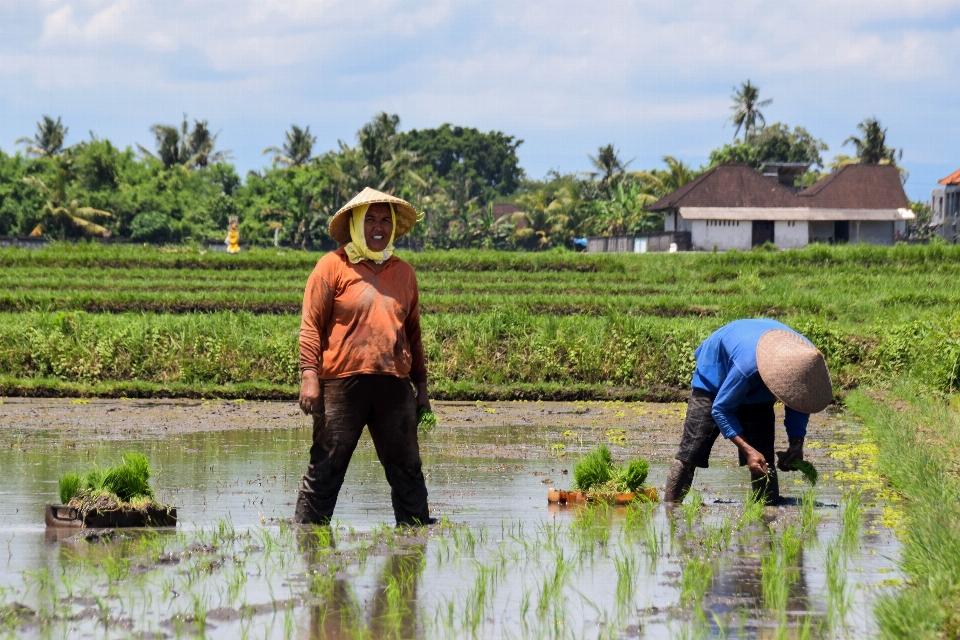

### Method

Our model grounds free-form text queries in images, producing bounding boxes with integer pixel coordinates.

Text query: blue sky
[1,0,958,201]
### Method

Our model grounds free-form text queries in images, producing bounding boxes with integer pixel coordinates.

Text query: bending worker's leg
[294,378,368,525]
[665,389,720,503]
[365,376,431,526]
[737,401,779,504]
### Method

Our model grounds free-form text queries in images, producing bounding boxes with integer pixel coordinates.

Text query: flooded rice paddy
[0,398,900,638]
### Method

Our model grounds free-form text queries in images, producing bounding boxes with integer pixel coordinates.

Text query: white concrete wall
[853,221,893,245]
[774,221,808,249]
[691,219,752,251]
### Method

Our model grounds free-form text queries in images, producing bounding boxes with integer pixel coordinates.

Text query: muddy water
[0,399,900,638]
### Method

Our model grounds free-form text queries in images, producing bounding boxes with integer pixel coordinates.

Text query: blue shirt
[692,319,810,440]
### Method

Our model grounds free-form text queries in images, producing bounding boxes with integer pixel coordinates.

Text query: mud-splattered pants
[294,375,430,526]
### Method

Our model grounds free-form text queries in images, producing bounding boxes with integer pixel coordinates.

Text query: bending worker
[664,319,832,504]
[295,187,435,527]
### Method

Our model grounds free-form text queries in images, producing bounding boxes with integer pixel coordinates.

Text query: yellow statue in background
[226,216,241,253]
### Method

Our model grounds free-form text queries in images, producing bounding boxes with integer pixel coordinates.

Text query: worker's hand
[415,382,431,412]
[299,370,321,416]
[732,435,769,476]
[776,437,804,472]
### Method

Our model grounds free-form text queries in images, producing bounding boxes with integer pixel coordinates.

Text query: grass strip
[847,385,960,639]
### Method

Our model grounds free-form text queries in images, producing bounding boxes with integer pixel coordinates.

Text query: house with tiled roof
[647,163,912,250]
[931,168,960,242]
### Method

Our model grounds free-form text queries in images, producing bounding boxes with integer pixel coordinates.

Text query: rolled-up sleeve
[784,407,809,439]
[711,366,752,439]
[404,274,427,384]
[299,260,336,373]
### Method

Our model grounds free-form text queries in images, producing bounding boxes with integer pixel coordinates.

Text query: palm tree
[633,156,697,199]
[138,115,229,169]
[727,80,772,139]
[21,163,114,237]
[263,125,317,167]
[588,144,632,186]
[843,117,900,164]
[16,116,69,157]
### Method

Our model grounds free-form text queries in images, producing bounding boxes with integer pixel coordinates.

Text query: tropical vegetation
[0,81,922,248]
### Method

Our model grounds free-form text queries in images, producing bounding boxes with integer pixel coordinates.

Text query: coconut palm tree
[633,156,697,199]
[138,115,229,169]
[588,144,632,187]
[21,163,114,237]
[727,80,772,139]
[263,125,317,167]
[843,117,900,164]
[16,116,69,157]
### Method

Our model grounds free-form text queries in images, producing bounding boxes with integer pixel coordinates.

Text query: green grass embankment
[847,386,960,639]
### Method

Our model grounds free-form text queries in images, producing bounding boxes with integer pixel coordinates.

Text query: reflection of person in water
[299,529,424,638]
[665,319,832,504]
[295,187,434,527]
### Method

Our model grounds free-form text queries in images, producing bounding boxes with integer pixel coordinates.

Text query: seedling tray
[547,486,658,505]
[45,503,177,529]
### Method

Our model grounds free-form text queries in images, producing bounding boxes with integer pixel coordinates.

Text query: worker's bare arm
[299,369,321,415]
[730,435,768,475]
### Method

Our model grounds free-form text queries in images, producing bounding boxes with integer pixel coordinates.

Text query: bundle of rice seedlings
[57,451,156,506]
[573,445,613,491]
[616,458,649,493]
[789,460,818,486]
[417,406,437,432]
[58,473,82,505]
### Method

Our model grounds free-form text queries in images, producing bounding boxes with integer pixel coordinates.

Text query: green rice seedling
[736,491,765,531]
[701,518,733,554]
[839,489,863,551]
[825,538,851,628]
[573,445,613,491]
[613,550,639,613]
[643,522,662,572]
[761,546,790,612]
[417,406,438,432]
[617,458,649,492]
[799,488,821,537]
[681,490,704,531]
[58,473,81,504]
[679,553,714,609]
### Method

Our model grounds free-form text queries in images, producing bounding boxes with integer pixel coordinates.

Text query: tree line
[0,81,915,249]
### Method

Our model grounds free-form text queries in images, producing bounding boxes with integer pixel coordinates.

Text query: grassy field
[2,242,960,399]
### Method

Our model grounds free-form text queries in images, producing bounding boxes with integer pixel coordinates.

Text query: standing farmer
[295,187,435,527]
[665,319,832,504]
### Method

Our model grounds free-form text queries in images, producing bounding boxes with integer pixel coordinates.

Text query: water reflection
[298,528,424,639]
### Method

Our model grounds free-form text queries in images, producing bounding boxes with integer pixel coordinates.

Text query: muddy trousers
[667,388,779,503]
[294,375,430,526]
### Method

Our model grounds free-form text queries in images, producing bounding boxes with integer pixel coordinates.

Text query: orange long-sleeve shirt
[299,248,427,383]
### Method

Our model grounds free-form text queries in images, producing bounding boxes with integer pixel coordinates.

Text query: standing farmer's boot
[664,459,697,503]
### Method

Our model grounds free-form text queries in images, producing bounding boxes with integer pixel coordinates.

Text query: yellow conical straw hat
[756,330,833,414]
[329,187,418,245]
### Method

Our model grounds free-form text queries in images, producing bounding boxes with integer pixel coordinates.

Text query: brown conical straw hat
[756,330,833,414]
[329,187,418,245]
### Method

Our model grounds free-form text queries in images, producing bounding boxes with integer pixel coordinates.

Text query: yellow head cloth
[343,203,396,264]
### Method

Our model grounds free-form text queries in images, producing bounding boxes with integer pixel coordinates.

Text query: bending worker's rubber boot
[664,459,697,503]
[750,469,780,505]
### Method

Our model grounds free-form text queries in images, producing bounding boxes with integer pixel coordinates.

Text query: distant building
[931,168,960,243]
[646,163,912,251]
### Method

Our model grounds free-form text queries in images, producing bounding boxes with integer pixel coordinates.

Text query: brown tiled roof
[939,168,960,185]
[646,162,908,211]
[646,163,799,211]
[797,164,908,209]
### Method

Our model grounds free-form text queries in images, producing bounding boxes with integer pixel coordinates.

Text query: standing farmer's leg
[666,389,721,503]
[365,376,431,525]
[736,401,779,503]
[295,378,369,525]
